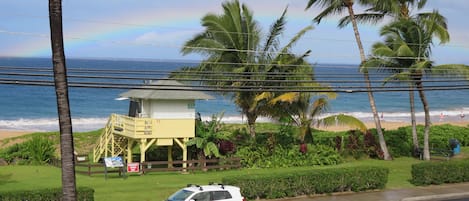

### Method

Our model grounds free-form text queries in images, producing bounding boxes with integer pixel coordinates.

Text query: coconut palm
[305,0,392,160]
[366,16,468,160]
[48,0,77,200]
[182,0,312,137]
[340,0,449,154]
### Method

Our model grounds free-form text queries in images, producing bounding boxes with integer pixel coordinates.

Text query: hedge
[222,166,389,199]
[411,160,469,186]
[0,187,94,201]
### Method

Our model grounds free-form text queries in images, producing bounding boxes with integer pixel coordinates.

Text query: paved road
[278,183,469,201]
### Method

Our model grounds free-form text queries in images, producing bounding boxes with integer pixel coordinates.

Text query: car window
[191,192,210,201]
[168,190,195,201]
[212,191,232,200]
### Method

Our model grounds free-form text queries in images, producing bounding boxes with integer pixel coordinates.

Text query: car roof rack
[186,184,203,191]
[208,182,224,189]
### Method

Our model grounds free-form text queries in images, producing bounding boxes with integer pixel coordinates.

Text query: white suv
[167,184,245,201]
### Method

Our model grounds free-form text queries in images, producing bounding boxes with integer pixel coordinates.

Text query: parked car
[167,183,245,201]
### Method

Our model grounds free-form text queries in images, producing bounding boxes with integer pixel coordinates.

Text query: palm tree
[305,0,392,160]
[182,0,312,137]
[48,0,77,200]
[340,0,449,154]
[257,87,367,148]
[366,16,467,160]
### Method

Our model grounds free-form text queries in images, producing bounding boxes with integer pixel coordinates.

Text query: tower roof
[119,80,214,100]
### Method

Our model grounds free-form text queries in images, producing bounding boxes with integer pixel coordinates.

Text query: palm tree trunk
[416,81,431,160]
[408,86,419,155]
[246,111,257,138]
[346,5,392,160]
[49,0,77,200]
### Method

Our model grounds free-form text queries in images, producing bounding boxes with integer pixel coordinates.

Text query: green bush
[222,166,389,199]
[0,187,94,201]
[411,160,469,185]
[373,128,412,157]
[313,125,468,158]
[234,144,342,168]
[0,135,56,165]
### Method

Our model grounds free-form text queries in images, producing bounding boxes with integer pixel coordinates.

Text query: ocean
[0,57,467,131]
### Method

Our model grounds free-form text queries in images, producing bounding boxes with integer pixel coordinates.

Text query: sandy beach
[1,119,468,141]
[316,120,469,132]
[0,130,35,140]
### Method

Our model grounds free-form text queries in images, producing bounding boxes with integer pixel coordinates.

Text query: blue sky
[0,0,468,64]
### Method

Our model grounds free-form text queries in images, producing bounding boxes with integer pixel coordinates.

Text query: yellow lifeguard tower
[92,80,214,168]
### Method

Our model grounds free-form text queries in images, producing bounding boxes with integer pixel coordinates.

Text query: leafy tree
[305,0,391,160]
[48,0,77,200]
[181,0,312,137]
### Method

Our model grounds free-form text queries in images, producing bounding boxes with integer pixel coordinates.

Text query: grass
[0,156,444,201]
[1,126,468,200]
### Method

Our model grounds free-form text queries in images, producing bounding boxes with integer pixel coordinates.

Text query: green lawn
[0,156,425,201]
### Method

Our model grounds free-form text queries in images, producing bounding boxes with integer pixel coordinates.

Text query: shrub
[222,166,389,199]
[411,160,469,185]
[23,136,56,165]
[234,144,342,168]
[372,128,412,157]
[0,187,94,201]
[0,136,56,165]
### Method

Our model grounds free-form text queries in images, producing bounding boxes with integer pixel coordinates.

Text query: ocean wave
[0,117,108,132]
[0,108,467,132]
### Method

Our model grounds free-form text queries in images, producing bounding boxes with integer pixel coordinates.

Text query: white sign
[104,157,124,168]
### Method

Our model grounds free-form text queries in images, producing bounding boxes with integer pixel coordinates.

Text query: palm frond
[310,97,329,118]
[279,25,314,54]
[431,64,469,78]
[262,7,287,57]
[270,92,299,104]
[320,114,367,133]
[338,13,384,28]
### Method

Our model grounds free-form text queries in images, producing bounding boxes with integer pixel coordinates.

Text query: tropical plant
[305,0,392,160]
[187,112,230,160]
[257,91,367,149]
[364,16,468,160]
[342,0,450,155]
[181,0,313,137]
[23,136,56,165]
[48,0,77,200]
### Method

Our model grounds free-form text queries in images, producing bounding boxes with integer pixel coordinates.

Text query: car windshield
[167,189,195,201]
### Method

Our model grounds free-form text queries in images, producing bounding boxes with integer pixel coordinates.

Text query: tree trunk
[346,5,392,160]
[409,85,419,155]
[49,0,77,200]
[246,111,257,138]
[416,80,431,160]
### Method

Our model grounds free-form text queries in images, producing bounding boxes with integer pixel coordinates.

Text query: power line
[1,70,468,84]
[1,78,468,93]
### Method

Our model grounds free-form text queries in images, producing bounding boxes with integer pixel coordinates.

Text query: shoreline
[317,120,469,132]
[1,119,468,141]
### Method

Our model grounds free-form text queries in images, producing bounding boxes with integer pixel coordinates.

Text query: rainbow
[6,1,369,58]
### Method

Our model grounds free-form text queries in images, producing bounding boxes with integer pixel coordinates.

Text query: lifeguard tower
[92,80,214,167]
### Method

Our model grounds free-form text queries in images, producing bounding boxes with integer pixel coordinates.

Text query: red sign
[127,162,140,173]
